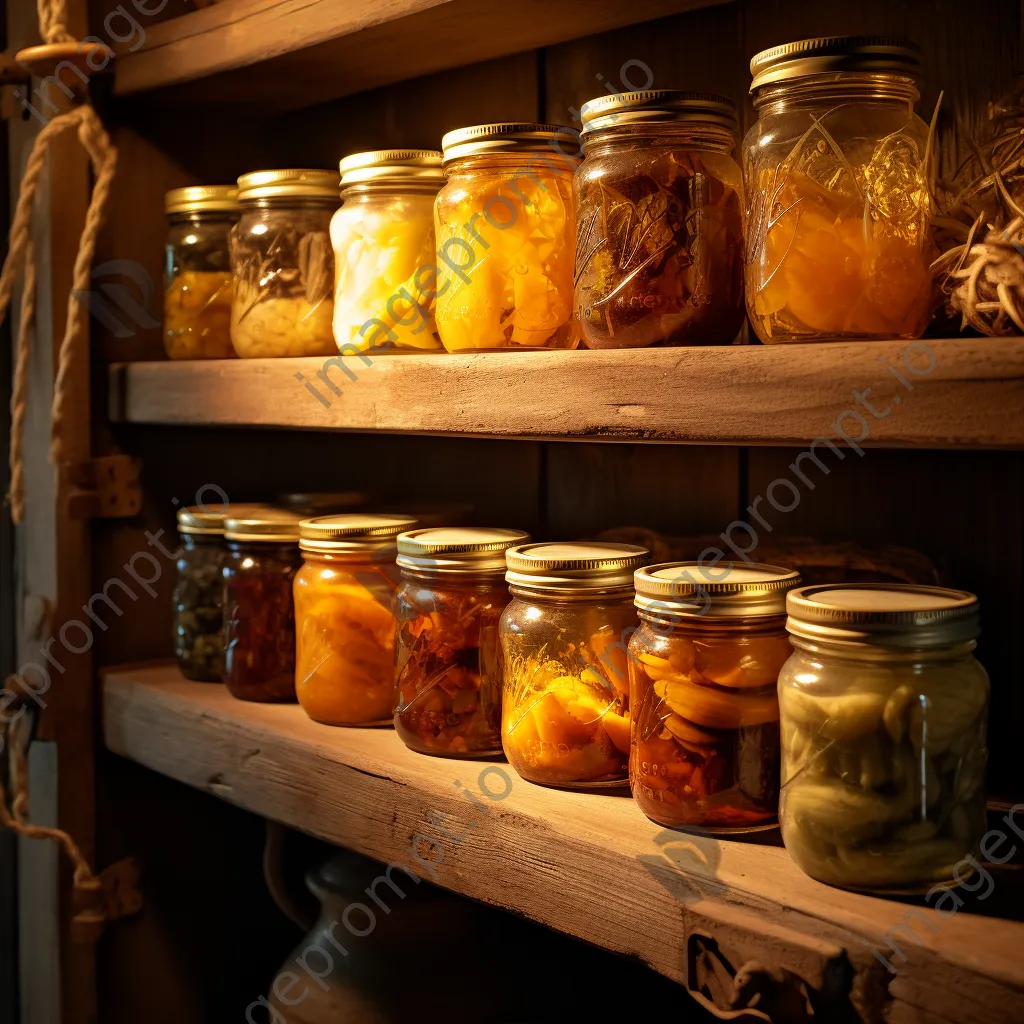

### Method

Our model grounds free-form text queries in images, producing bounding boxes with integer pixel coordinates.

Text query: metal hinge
[67,455,142,519]
[71,857,143,944]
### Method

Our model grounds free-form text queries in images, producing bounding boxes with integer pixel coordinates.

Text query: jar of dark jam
[573,91,745,348]
[223,507,304,702]
[173,504,227,682]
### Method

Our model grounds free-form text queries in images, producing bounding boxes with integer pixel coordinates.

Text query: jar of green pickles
[173,505,227,682]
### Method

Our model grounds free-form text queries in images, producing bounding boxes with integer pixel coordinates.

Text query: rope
[37,0,76,44]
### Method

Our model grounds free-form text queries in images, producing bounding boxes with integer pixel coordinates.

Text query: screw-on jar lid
[223,507,304,543]
[397,527,530,576]
[441,123,579,164]
[236,169,340,202]
[505,542,648,593]
[299,514,418,554]
[165,185,240,216]
[786,583,980,648]
[749,36,922,92]
[177,504,228,535]
[580,90,738,135]
[635,561,802,619]
[339,150,445,188]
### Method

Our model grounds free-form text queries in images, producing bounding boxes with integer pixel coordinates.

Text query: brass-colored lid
[441,123,579,164]
[750,36,922,92]
[339,150,444,188]
[236,169,340,202]
[165,185,240,216]
[505,542,649,593]
[786,584,980,648]
[397,527,530,576]
[580,90,738,135]
[635,561,801,619]
[223,507,304,543]
[177,504,228,535]
[299,514,418,553]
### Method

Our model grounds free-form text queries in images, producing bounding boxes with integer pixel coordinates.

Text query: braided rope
[37,0,75,44]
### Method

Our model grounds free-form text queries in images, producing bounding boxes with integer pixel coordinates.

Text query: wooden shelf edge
[101,664,1024,1024]
[107,339,1024,449]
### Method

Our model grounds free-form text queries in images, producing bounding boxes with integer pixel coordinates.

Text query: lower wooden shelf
[102,663,1024,1023]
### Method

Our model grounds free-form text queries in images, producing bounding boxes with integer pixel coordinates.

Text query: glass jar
[434,124,580,352]
[779,584,990,894]
[230,169,339,357]
[294,515,417,726]
[164,186,239,359]
[743,37,937,342]
[394,527,529,757]
[222,508,304,702]
[331,150,445,353]
[499,542,648,788]
[172,504,228,681]
[628,562,801,833]
[574,92,745,348]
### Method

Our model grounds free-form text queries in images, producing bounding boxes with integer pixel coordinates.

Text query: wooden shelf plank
[101,664,1024,1024]
[112,0,729,109]
[108,339,1024,449]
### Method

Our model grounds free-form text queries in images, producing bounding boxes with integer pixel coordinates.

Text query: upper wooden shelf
[102,663,1024,1024]
[108,339,1024,449]
[112,0,728,110]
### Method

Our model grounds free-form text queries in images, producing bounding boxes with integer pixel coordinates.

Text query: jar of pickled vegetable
[744,37,937,342]
[629,562,801,832]
[499,543,648,788]
[164,186,239,359]
[230,169,339,357]
[173,504,228,681]
[394,527,529,757]
[434,124,580,352]
[223,507,304,702]
[779,584,989,893]
[294,515,417,726]
[332,150,445,353]
[575,92,745,348]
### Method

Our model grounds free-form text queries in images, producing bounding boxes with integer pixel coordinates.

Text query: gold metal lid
[236,169,340,203]
[223,507,304,543]
[580,90,738,135]
[505,542,649,593]
[165,185,240,216]
[299,514,418,553]
[177,504,228,535]
[339,150,444,188]
[397,527,530,576]
[750,36,922,92]
[635,561,802,619]
[786,584,980,648]
[441,123,579,164]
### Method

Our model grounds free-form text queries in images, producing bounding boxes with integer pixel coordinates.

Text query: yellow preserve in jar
[164,186,239,359]
[434,124,580,352]
[294,514,417,726]
[332,150,445,353]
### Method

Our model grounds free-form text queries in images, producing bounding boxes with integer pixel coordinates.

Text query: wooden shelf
[108,339,1024,448]
[102,663,1024,1023]
[112,0,728,110]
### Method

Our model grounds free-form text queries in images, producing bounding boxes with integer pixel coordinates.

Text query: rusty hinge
[71,857,143,944]
[67,455,142,519]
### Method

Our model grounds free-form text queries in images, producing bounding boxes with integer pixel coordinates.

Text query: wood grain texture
[108,339,1024,448]
[112,0,732,110]
[102,664,1024,1024]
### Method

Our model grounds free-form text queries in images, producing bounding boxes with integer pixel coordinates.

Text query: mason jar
[230,169,339,357]
[164,185,239,359]
[394,527,529,757]
[434,123,580,352]
[331,150,445,353]
[294,515,417,727]
[779,584,990,894]
[744,37,937,342]
[173,504,228,681]
[629,562,801,832]
[499,542,648,788]
[222,508,304,702]
[574,91,745,348]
